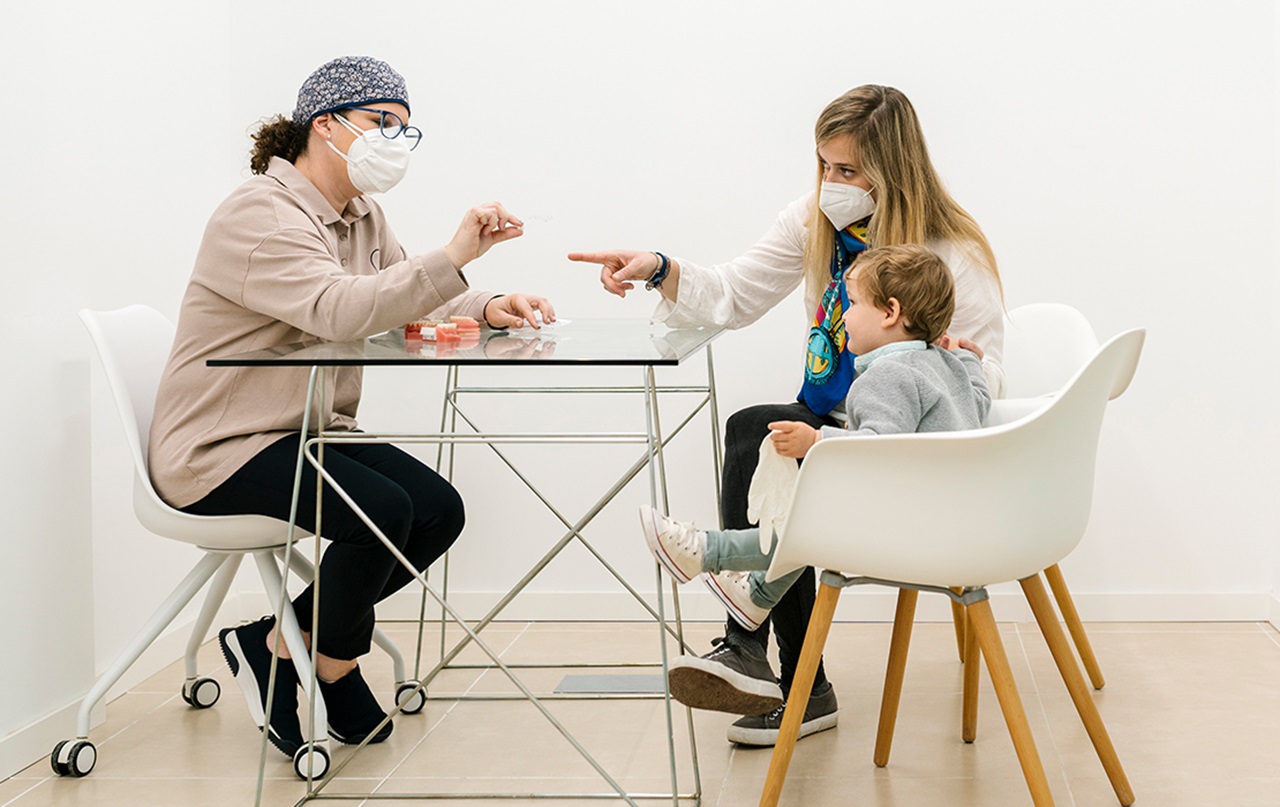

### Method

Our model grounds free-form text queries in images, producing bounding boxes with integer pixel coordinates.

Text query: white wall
[1274,2,1280,633]
[0,0,239,777]
[2,0,1276,778]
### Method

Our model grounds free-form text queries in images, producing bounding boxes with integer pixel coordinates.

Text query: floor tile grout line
[717,742,742,807]
[0,778,47,807]
[1012,622,1078,807]
[366,620,532,797]
[1258,621,1280,650]
[90,691,186,752]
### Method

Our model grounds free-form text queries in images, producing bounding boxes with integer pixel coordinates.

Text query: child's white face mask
[819,181,876,230]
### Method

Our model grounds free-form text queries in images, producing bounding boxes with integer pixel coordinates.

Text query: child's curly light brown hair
[846,244,955,344]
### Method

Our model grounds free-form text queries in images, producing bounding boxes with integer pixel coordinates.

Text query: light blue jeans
[702,527,804,609]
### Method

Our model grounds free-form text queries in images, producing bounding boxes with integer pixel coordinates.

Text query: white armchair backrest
[1003,303,1100,399]
[765,328,1146,589]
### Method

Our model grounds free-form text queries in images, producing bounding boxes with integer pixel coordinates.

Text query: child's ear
[882,297,903,328]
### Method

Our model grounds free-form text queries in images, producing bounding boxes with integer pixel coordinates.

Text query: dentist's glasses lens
[349,107,423,151]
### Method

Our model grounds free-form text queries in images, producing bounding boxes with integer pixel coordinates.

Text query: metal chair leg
[949,586,966,661]
[76,553,226,737]
[184,553,241,680]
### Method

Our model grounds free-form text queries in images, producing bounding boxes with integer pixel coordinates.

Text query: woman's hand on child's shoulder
[768,421,820,459]
[936,334,984,360]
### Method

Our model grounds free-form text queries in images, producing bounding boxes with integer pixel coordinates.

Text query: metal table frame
[210,322,723,806]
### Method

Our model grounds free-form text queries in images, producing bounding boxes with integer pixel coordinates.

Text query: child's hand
[767,421,821,459]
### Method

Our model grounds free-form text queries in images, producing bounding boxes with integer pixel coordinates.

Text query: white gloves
[746,435,798,554]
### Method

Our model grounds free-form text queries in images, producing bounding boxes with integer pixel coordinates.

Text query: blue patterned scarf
[797,219,870,415]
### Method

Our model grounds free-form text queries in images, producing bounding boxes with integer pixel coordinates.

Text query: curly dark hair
[249,115,310,174]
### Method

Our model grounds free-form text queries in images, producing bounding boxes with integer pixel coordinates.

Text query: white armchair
[757,328,1145,807]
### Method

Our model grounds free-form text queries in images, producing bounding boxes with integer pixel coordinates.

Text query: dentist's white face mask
[818,181,876,231]
[327,112,411,194]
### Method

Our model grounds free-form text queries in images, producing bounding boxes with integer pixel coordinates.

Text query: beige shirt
[149,157,493,508]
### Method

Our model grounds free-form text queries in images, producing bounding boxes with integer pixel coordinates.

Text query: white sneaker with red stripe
[639,505,705,583]
[704,570,771,631]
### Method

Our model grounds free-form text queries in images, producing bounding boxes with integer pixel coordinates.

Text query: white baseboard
[0,698,99,785]
[375,587,1272,624]
[0,592,262,781]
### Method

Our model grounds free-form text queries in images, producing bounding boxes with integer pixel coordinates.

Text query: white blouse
[652,192,1006,398]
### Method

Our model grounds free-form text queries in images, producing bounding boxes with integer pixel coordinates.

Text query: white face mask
[818,181,876,231]
[327,113,412,194]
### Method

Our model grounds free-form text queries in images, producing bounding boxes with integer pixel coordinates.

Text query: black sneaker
[318,666,393,745]
[218,616,303,757]
[726,680,839,746]
[666,636,783,715]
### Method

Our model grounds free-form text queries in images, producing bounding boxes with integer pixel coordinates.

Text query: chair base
[758,574,1135,807]
[53,545,415,782]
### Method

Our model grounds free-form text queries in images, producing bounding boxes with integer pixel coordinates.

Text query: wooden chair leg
[1022,575,1134,806]
[961,604,980,743]
[967,599,1055,807]
[759,583,841,807]
[950,587,966,661]
[873,589,918,767]
[1043,564,1106,689]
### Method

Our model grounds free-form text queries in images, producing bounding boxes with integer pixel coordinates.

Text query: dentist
[149,55,551,760]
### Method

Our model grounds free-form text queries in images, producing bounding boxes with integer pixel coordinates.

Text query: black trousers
[720,402,837,692]
[184,434,464,660]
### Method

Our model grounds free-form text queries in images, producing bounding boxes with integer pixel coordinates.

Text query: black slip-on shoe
[318,666,393,745]
[218,616,303,757]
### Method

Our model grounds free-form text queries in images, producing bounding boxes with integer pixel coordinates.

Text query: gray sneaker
[726,681,839,746]
[667,637,783,715]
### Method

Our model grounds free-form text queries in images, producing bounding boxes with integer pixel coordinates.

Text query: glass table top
[207,318,723,367]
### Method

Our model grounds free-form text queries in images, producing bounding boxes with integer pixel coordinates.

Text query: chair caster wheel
[395,680,426,714]
[51,739,97,777]
[293,742,330,780]
[181,676,221,709]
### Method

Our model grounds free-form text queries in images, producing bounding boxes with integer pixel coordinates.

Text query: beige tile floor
[4,619,1279,806]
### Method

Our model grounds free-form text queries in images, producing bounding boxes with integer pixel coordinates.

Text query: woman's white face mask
[327,113,411,194]
[818,181,876,231]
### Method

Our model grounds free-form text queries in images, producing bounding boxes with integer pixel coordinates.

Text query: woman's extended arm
[569,194,813,330]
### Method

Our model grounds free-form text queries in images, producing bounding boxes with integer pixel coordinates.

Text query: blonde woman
[570,84,1003,747]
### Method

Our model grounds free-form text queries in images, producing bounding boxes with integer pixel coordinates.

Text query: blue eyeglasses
[341,106,423,151]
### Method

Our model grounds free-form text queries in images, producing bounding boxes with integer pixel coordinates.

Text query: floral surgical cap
[292,56,411,124]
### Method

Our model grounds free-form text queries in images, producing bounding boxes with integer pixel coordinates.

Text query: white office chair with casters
[58,305,421,781]
[757,329,1144,807]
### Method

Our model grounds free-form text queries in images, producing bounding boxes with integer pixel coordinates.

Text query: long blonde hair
[803,85,1001,307]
